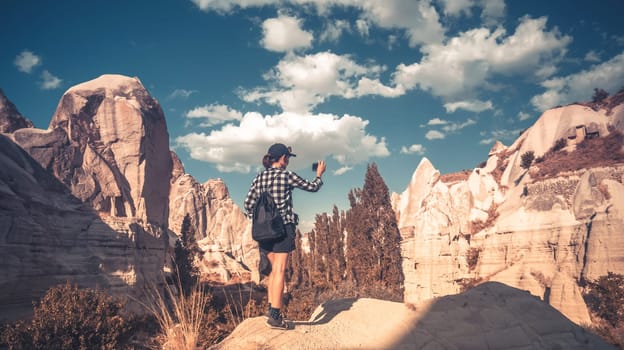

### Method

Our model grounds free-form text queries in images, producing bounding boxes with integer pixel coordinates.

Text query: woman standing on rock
[244,143,326,330]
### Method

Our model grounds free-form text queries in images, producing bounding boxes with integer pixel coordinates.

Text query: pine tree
[173,214,202,296]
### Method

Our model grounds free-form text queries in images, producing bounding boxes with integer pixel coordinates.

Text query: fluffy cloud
[531,52,624,111]
[175,111,389,173]
[393,16,571,100]
[261,15,313,52]
[319,19,350,43]
[14,50,41,73]
[517,111,532,121]
[443,99,493,113]
[40,70,62,89]
[242,51,399,113]
[192,0,446,46]
[437,0,505,25]
[400,144,426,155]
[425,130,445,140]
[185,104,243,126]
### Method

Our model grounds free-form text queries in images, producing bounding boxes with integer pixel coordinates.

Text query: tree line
[286,163,404,314]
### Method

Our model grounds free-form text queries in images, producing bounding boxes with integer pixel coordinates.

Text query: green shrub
[520,151,535,169]
[551,138,567,152]
[592,88,609,103]
[584,272,624,327]
[1,283,132,350]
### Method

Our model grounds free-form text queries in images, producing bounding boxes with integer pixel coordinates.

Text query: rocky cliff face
[0,75,175,320]
[0,89,33,133]
[0,134,166,321]
[168,171,256,283]
[393,97,624,325]
[0,76,255,321]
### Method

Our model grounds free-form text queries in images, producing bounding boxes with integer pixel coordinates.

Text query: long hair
[262,154,277,169]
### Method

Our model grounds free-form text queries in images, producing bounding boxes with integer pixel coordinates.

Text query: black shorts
[259,223,296,253]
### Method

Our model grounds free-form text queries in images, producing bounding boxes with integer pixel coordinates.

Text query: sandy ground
[211,282,614,350]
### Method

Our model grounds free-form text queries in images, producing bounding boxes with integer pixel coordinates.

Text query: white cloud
[440,118,476,132]
[531,51,624,111]
[185,104,244,126]
[333,166,353,175]
[518,111,532,121]
[261,15,313,52]
[426,117,448,125]
[356,19,370,37]
[319,19,350,43]
[425,130,445,140]
[443,99,493,113]
[584,50,601,62]
[400,144,426,155]
[168,89,197,99]
[192,0,445,46]
[242,51,399,113]
[40,70,62,89]
[437,0,505,25]
[175,111,389,173]
[479,128,523,144]
[14,50,41,73]
[393,16,571,100]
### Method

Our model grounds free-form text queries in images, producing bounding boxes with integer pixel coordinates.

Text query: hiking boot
[266,314,292,330]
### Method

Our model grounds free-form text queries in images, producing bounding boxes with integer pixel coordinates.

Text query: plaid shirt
[244,167,323,225]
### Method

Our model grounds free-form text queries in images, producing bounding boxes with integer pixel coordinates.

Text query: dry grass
[533,131,624,180]
[139,279,210,350]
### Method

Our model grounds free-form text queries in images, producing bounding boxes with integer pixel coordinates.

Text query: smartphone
[312,162,318,171]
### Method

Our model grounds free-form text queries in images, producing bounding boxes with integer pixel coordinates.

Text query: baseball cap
[268,143,297,158]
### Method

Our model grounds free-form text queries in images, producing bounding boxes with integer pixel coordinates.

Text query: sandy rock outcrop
[0,89,33,133]
[168,170,256,282]
[213,282,613,350]
[0,75,177,321]
[0,134,166,321]
[394,100,624,325]
[13,75,172,227]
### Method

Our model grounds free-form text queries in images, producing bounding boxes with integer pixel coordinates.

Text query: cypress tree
[345,163,404,300]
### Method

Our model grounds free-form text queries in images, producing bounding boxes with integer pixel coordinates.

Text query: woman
[244,143,326,330]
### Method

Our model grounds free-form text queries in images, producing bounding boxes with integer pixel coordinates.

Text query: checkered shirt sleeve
[244,167,323,224]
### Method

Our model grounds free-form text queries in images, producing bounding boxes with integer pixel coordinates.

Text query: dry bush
[198,282,268,347]
[457,277,484,292]
[440,169,471,184]
[582,272,624,348]
[465,247,482,271]
[534,131,624,179]
[598,182,612,200]
[470,204,500,234]
[530,270,552,288]
[0,282,133,350]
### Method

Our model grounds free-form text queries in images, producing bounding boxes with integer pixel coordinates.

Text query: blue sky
[2,0,624,231]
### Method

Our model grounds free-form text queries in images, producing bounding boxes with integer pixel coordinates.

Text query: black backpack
[252,175,286,242]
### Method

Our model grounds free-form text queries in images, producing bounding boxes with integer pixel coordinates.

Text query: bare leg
[266,252,289,309]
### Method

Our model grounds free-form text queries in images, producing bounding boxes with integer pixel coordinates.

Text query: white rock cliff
[393,99,624,325]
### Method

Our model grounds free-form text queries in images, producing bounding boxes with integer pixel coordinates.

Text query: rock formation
[0,75,176,320]
[0,133,166,321]
[0,89,33,133]
[213,282,613,349]
[0,75,255,320]
[168,168,256,283]
[393,97,624,325]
